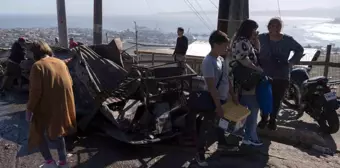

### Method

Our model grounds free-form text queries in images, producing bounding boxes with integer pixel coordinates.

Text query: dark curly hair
[235,19,259,40]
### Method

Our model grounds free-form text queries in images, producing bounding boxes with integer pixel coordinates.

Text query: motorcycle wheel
[283,83,301,110]
[318,109,340,134]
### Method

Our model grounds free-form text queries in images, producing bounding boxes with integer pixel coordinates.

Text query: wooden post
[56,0,68,48]
[324,45,332,77]
[227,0,244,38]
[134,21,138,57]
[93,0,103,44]
[151,53,155,65]
[217,0,231,33]
[244,0,249,19]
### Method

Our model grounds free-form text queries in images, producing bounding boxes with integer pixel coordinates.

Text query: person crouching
[0,37,27,95]
[26,41,76,168]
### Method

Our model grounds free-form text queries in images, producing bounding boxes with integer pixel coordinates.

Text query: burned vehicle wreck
[68,45,197,144]
[0,39,197,144]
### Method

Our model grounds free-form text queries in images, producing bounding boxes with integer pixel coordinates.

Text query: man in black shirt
[173,27,188,71]
[1,37,27,94]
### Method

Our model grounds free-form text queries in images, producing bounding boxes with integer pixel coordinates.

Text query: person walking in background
[26,41,76,168]
[231,19,264,146]
[0,37,27,95]
[258,17,304,130]
[69,38,78,49]
[55,37,59,45]
[173,27,188,70]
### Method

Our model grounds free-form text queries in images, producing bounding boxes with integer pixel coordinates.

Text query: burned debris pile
[68,45,197,144]
[0,40,197,144]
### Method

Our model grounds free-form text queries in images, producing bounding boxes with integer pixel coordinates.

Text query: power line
[193,0,214,26]
[277,0,282,18]
[183,0,212,31]
[184,0,211,30]
[208,0,218,9]
[143,0,153,13]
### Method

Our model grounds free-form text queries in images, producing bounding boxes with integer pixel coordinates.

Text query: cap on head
[18,37,26,43]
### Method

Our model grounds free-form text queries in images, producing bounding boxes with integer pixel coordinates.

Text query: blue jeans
[39,135,67,162]
[240,95,260,141]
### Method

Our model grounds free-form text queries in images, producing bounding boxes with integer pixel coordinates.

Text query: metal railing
[134,50,204,74]
[135,45,340,96]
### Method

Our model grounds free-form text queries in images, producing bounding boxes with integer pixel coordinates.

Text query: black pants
[186,109,227,155]
[262,78,289,121]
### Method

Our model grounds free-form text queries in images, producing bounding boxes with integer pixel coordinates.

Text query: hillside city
[0,27,190,48]
[0,26,337,52]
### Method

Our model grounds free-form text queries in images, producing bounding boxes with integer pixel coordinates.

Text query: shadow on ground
[65,133,271,168]
[68,135,193,168]
[278,108,338,154]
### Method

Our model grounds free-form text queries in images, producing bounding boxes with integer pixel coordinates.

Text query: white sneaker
[39,162,58,168]
[242,139,252,145]
[242,139,263,146]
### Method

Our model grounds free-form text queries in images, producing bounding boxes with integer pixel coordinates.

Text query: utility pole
[93,0,103,44]
[244,0,249,19]
[227,0,242,38]
[217,0,231,34]
[56,0,68,48]
[217,0,249,38]
[134,21,138,57]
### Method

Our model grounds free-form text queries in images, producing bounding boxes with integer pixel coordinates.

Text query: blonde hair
[30,40,53,60]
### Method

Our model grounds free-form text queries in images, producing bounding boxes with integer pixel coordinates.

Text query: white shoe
[242,139,252,145]
[242,139,263,146]
[39,162,58,168]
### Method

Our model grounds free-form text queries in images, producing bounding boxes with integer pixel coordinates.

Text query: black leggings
[262,78,289,121]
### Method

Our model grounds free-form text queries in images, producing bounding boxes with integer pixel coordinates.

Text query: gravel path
[0,92,339,168]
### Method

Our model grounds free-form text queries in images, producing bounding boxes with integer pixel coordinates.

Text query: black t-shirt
[174,36,188,55]
[9,42,26,64]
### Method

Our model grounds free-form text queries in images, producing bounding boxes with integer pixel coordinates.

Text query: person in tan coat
[26,41,76,168]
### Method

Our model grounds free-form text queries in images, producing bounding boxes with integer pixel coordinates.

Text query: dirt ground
[0,91,339,168]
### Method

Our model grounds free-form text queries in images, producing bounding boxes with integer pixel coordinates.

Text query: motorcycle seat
[305,76,328,84]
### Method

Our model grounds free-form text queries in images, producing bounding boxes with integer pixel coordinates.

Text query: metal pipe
[93,0,103,44]
[56,0,68,48]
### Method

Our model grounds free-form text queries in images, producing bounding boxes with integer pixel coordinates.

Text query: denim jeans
[39,135,67,162]
[240,95,260,141]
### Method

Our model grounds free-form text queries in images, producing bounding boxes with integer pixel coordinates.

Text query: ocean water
[0,14,339,46]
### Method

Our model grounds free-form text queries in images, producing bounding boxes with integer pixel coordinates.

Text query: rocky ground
[0,91,339,168]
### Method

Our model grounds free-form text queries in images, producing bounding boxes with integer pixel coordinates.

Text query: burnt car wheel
[318,109,340,134]
[283,83,301,109]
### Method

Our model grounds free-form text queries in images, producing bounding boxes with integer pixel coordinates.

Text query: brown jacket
[27,56,76,151]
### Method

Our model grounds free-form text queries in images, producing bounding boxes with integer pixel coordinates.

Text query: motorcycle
[283,66,340,134]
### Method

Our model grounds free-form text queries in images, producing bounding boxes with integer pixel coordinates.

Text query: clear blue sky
[0,0,338,16]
